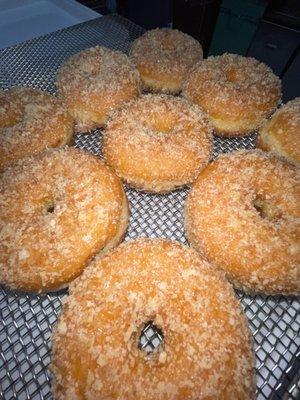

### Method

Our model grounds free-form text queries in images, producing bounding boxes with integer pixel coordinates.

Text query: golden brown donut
[51,239,255,400]
[130,28,203,94]
[0,147,129,292]
[0,87,73,171]
[185,150,300,295]
[182,53,281,136]
[103,94,212,193]
[257,97,300,165]
[56,46,141,132]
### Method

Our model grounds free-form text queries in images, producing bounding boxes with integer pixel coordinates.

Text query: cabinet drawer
[247,20,300,75]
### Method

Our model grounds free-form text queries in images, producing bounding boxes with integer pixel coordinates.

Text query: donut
[0,87,73,171]
[182,53,281,136]
[56,46,141,132]
[51,239,255,400]
[130,28,203,94]
[0,147,129,292]
[185,150,300,295]
[257,97,300,165]
[103,94,212,193]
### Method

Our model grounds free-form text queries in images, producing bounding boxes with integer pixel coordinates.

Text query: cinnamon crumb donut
[56,46,141,132]
[103,94,212,193]
[182,53,281,136]
[0,147,129,292]
[0,87,73,171]
[257,97,300,165]
[51,239,255,400]
[130,28,203,94]
[185,150,300,296]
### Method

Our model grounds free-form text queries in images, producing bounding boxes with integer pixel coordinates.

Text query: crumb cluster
[182,53,282,135]
[130,28,203,93]
[103,94,213,192]
[0,147,128,292]
[258,97,300,164]
[56,46,141,131]
[0,87,73,170]
[185,150,300,295]
[52,239,255,400]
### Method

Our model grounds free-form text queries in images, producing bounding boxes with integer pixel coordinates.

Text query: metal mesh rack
[139,322,164,353]
[0,14,299,400]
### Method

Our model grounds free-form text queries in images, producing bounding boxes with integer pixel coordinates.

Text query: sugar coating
[182,53,282,136]
[257,97,300,165]
[56,46,141,131]
[103,94,213,192]
[0,147,128,292]
[185,150,300,295]
[0,87,74,170]
[51,239,255,400]
[130,28,203,93]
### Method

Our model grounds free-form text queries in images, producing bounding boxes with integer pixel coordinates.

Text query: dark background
[77,0,300,101]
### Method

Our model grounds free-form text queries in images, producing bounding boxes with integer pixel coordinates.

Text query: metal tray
[0,14,299,400]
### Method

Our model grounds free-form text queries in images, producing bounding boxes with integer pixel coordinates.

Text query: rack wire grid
[0,14,299,400]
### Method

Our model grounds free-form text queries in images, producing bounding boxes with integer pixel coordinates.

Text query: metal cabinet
[247,20,300,76]
[281,48,300,102]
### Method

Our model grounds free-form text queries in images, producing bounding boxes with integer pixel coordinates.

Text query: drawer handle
[266,43,277,49]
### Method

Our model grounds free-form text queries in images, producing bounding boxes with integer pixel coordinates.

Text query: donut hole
[80,59,101,76]
[46,204,55,213]
[253,195,282,222]
[151,120,173,134]
[145,115,174,134]
[160,32,178,50]
[44,201,55,214]
[24,103,39,115]
[138,321,164,353]
[2,113,23,128]
[225,68,248,84]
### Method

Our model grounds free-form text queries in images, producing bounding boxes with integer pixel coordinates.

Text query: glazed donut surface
[51,239,255,400]
[130,28,203,94]
[257,97,300,165]
[103,94,212,192]
[56,46,141,132]
[0,147,129,292]
[185,150,300,295]
[183,53,281,136]
[0,87,73,171]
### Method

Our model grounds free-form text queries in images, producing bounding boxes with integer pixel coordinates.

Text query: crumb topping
[103,94,213,192]
[130,28,203,77]
[0,87,73,169]
[185,150,300,295]
[258,97,300,164]
[51,239,255,400]
[0,147,127,292]
[57,46,141,98]
[182,53,282,125]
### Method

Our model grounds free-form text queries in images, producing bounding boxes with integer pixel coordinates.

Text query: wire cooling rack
[0,14,299,400]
